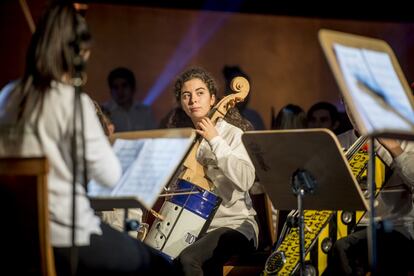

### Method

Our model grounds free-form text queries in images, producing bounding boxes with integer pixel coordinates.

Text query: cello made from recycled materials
[144,76,250,260]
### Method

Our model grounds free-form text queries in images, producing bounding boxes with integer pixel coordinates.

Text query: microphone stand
[70,46,88,276]
[291,169,316,276]
[367,138,377,274]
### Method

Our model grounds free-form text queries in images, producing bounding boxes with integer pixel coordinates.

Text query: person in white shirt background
[0,2,175,275]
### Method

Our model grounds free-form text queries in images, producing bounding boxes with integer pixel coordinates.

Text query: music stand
[242,129,367,274]
[89,128,195,232]
[319,29,414,273]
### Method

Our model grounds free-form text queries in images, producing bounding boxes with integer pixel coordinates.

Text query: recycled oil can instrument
[145,76,250,260]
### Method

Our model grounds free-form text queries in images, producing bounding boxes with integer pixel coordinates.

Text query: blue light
[143,1,243,105]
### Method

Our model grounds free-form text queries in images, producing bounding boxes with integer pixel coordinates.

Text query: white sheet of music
[333,44,414,134]
[88,137,192,208]
[113,139,145,175]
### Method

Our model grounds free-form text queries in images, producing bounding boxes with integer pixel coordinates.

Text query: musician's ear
[210,93,216,107]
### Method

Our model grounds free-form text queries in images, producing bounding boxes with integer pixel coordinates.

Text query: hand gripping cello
[144,77,250,260]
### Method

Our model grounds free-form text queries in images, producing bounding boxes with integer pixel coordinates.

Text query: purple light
[143,1,243,105]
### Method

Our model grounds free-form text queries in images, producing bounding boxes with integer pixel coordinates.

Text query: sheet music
[88,137,192,209]
[113,139,145,172]
[87,139,146,196]
[333,44,414,134]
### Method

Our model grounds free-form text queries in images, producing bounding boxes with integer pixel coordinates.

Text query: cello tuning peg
[226,99,235,108]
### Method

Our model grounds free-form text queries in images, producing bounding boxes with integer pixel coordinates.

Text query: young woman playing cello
[166,67,258,275]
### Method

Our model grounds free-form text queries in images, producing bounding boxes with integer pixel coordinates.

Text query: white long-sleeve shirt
[0,81,121,246]
[339,130,414,239]
[197,119,259,247]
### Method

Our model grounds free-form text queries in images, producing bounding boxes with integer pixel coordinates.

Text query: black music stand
[242,129,368,275]
[90,197,146,211]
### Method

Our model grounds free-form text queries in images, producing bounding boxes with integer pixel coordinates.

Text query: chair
[0,157,56,276]
[223,192,277,276]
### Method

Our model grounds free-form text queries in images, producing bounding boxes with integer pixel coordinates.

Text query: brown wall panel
[0,0,46,87]
[1,2,413,129]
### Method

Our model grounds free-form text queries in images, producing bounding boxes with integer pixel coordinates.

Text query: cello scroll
[210,76,250,123]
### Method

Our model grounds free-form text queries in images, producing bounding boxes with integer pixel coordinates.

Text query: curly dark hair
[173,67,218,103]
[223,106,254,131]
[165,106,253,132]
[167,67,253,131]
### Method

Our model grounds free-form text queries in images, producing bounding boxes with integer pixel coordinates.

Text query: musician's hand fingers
[198,118,207,127]
[195,129,204,137]
[204,118,214,128]
[199,118,212,129]
[377,138,403,158]
[197,121,206,130]
[196,118,218,141]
